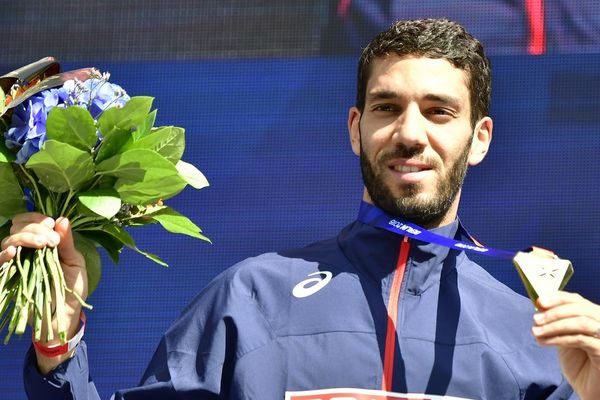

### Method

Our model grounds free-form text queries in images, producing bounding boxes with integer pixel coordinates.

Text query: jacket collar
[338,203,473,293]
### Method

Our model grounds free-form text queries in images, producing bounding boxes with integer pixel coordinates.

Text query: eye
[429,108,452,115]
[426,108,457,121]
[372,104,398,113]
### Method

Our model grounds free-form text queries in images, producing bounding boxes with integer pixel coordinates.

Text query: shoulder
[454,256,566,386]
[223,236,345,297]
[456,254,541,351]
[183,235,371,336]
[183,235,350,317]
[458,254,532,311]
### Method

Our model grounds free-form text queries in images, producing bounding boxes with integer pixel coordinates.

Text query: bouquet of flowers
[0,58,209,344]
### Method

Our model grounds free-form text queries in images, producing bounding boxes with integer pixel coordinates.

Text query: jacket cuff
[23,340,90,400]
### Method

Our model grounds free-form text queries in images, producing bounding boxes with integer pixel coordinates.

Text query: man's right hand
[0,212,88,374]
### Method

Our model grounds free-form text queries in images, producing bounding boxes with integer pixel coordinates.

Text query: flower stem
[70,216,104,230]
[39,253,53,342]
[62,201,79,221]
[33,254,44,341]
[59,190,75,218]
[18,164,46,215]
[45,248,67,344]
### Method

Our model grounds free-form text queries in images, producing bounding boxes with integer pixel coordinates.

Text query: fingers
[533,314,599,339]
[536,291,590,310]
[54,217,85,268]
[10,212,55,232]
[0,213,82,268]
[533,291,600,352]
[2,214,61,251]
[535,293,600,325]
[0,245,17,264]
[535,332,600,358]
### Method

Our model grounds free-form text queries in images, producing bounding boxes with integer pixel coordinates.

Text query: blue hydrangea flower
[4,76,129,163]
[62,78,130,118]
[5,91,56,163]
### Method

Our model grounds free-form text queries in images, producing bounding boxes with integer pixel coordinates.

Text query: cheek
[360,123,394,154]
[428,127,473,163]
[360,133,387,161]
[354,126,373,156]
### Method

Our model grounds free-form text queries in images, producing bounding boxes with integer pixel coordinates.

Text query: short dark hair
[356,19,491,127]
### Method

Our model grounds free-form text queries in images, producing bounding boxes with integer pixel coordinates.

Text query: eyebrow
[422,93,462,108]
[366,90,400,101]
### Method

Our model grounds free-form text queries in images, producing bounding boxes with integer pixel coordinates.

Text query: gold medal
[513,247,573,304]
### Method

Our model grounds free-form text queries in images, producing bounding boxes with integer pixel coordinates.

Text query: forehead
[366,55,470,101]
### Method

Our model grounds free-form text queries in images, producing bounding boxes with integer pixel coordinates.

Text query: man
[5,18,600,399]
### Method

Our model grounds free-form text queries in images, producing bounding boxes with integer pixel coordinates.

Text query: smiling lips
[388,161,433,182]
[390,160,432,172]
[393,165,422,173]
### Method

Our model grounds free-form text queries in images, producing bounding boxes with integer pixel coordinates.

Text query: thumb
[54,217,84,267]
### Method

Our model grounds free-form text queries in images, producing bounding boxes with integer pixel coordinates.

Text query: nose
[391,103,428,148]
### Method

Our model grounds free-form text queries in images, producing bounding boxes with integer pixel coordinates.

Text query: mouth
[392,165,425,173]
[387,160,433,183]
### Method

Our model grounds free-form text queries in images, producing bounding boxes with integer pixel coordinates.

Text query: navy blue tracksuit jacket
[24,210,575,399]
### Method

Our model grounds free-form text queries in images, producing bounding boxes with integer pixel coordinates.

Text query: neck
[361,189,461,229]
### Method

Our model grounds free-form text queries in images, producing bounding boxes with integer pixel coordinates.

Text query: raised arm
[0,212,87,373]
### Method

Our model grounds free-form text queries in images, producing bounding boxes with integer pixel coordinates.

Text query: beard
[360,131,471,228]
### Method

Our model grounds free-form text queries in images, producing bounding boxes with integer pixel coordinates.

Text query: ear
[468,116,493,166]
[348,106,362,156]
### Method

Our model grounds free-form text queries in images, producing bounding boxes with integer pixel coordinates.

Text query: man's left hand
[533,291,600,400]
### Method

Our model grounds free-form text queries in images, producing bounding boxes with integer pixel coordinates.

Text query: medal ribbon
[357,201,516,260]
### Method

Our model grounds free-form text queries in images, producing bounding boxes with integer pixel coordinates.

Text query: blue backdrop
[1,54,599,399]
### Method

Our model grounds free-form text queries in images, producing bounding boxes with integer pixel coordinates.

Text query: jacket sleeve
[22,303,228,400]
[23,262,271,399]
[23,341,101,400]
[111,264,271,399]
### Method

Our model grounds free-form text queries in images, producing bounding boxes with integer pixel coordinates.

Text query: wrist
[33,312,85,374]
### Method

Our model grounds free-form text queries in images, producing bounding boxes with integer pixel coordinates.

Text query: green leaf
[124,126,184,164]
[95,97,154,162]
[75,203,102,218]
[44,192,56,216]
[115,174,185,204]
[135,248,167,266]
[0,222,10,240]
[46,106,97,151]
[126,205,165,227]
[95,126,130,163]
[148,207,210,242]
[0,139,16,163]
[77,229,123,264]
[101,225,167,266]
[72,232,101,295]
[77,188,122,219]
[176,160,209,189]
[132,109,157,141]
[98,96,154,136]
[0,163,26,218]
[96,149,186,204]
[26,140,95,193]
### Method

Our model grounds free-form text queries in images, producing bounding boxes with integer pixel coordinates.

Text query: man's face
[348,55,491,228]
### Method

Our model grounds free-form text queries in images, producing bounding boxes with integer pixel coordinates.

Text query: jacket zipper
[381,236,410,392]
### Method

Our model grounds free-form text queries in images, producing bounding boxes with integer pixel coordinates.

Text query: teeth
[393,165,421,173]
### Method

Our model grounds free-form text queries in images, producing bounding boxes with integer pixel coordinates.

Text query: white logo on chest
[292,271,333,298]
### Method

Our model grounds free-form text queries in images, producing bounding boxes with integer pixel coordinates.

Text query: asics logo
[292,271,332,298]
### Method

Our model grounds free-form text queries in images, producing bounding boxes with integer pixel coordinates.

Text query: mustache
[378,145,440,168]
